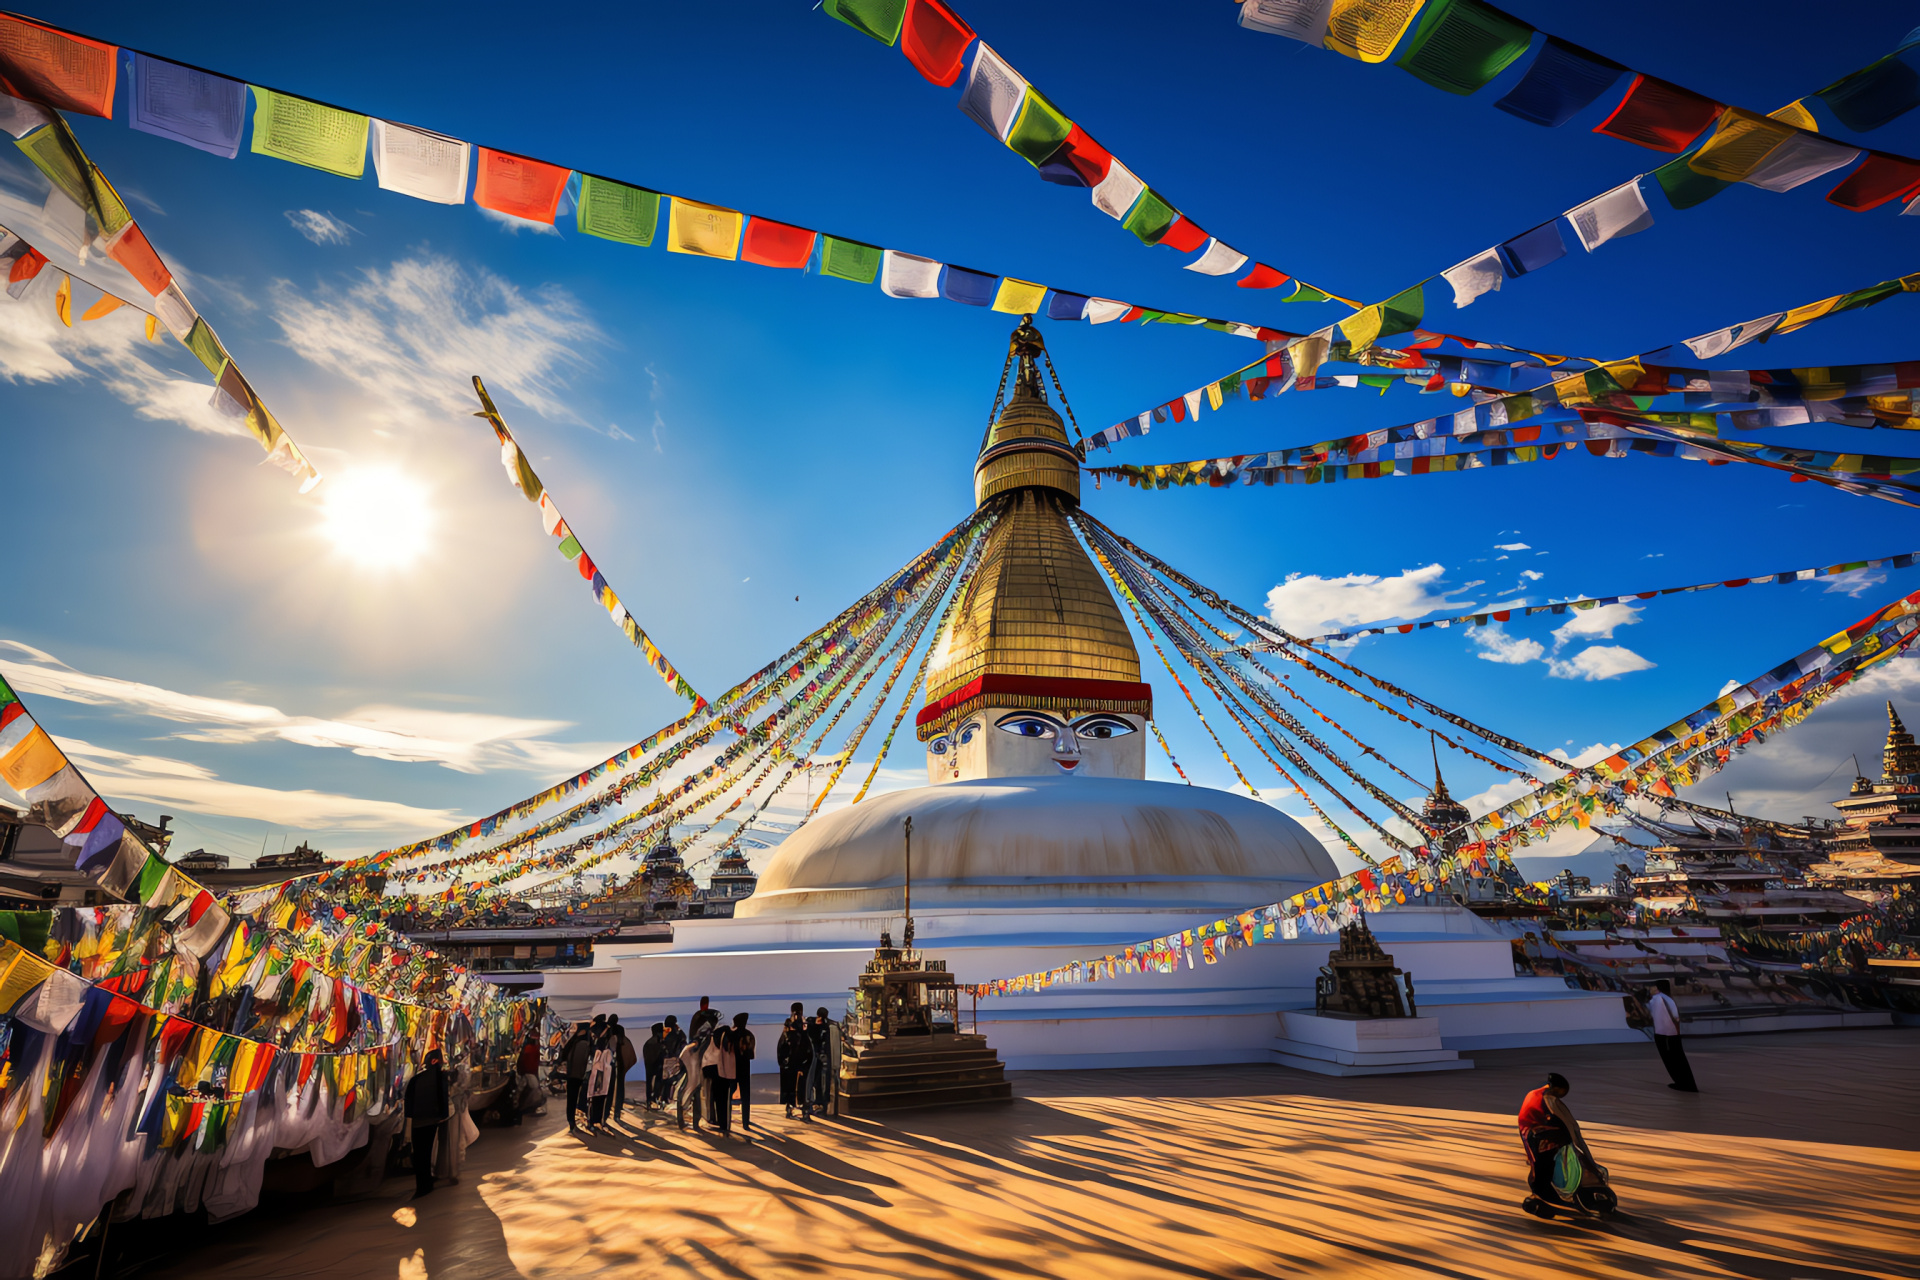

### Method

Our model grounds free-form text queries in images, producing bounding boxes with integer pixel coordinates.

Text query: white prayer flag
[1441,249,1503,307]
[370,119,470,205]
[1566,179,1653,252]
[1185,238,1249,276]
[1683,312,1784,360]
[0,93,53,139]
[1086,297,1132,324]
[1743,133,1859,193]
[1238,0,1333,43]
[880,251,941,299]
[153,282,197,340]
[1091,160,1145,221]
[1226,322,1263,339]
[958,43,1027,142]
[1452,407,1477,436]
[1136,412,1152,434]
[1183,389,1203,419]
[1707,370,1752,400]
[1905,193,1920,217]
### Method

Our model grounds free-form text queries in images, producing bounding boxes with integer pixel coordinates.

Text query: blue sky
[4,0,1920,872]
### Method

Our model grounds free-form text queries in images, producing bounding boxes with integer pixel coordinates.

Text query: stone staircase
[838,1032,1013,1114]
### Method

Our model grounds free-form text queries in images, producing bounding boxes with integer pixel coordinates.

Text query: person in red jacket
[1518,1073,1616,1218]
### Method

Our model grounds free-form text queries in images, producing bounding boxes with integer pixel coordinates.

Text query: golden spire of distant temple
[1883,701,1920,782]
[917,321,1149,739]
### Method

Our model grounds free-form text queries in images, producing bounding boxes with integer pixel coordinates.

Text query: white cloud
[477,207,563,237]
[1546,645,1656,681]
[1550,601,1641,647]
[1550,742,1622,768]
[1470,625,1544,665]
[270,254,599,429]
[284,209,355,246]
[1266,563,1473,635]
[1520,570,1545,582]
[1824,569,1888,599]
[0,640,622,775]
[1495,542,1531,551]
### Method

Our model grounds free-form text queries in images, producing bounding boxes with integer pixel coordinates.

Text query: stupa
[584,323,1635,1066]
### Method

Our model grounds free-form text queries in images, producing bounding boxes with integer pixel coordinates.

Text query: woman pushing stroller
[1517,1072,1618,1218]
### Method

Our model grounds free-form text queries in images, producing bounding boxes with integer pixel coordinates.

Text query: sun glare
[318,468,435,571]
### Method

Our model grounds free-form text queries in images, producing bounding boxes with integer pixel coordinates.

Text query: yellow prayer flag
[1774,294,1840,335]
[990,277,1047,315]
[1206,382,1224,410]
[1688,109,1797,182]
[1768,100,1817,131]
[144,314,157,341]
[1324,0,1427,63]
[667,198,743,260]
[0,726,67,793]
[1339,303,1384,352]
[54,273,71,326]
[81,292,124,321]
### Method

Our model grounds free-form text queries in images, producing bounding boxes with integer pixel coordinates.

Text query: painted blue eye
[1074,715,1136,740]
[957,721,980,745]
[929,736,951,756]
[996,715,1057,740]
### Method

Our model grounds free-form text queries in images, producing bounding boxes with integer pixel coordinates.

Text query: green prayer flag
[249,87,368,179]
[1834,280,1905,313]
[823,0,905,45]
[557,533,583,561]
[16,126,91,215]
[1284,281,1332,303]
[819,235,881,284]
[1653,151,1729,210]
[186,323,228,377]
[1006,90,1072,166]
[576,175,659,246]
[1378,281,1424,338]
[1395,0,1534,96]
[1121,188,1176,244]
[136,854,169,903]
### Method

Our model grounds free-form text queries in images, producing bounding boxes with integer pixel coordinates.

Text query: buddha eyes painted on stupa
[1073,715,1136,740]
[996,713,1059,740]
[994,712,1136,742]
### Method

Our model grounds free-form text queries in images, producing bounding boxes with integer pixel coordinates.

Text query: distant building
[1807,701,1920,904]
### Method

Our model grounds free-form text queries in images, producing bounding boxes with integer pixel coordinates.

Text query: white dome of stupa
[737,775,1337,918]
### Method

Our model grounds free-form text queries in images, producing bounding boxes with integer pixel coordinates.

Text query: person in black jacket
[730,1012,756,1131]
[562,1023,594,1132]
[778,1005,812,1120]
[404,1050,449,1198]
[641,1023,666,1110]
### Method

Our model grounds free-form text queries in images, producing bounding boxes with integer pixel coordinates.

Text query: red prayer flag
[1826,152,1920,211]
[9,246,47,286]
[108,224,171,296]
[1169,398,1186,423]
[901,0,974,86]
[1043,124,1112,187]
[474,149,571,224]
[1118,305,1145,323]
[1158,215,1209,254]
[0,15,116,118]
[740,217,817,269]
[1592,74,1723,153]
[1237,263,1291,289]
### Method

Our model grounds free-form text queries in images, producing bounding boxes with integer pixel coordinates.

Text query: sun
[318,467,436,570]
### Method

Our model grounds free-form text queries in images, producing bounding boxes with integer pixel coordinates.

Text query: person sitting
[1517,1072,1617,1218]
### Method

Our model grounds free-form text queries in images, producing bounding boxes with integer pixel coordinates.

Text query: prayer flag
[107,224,171,296]
[1394,0,1533,96]
[1826,152,1920,211]
[992,277,1046,314]
[370,120,470,204]
[0,16,116,118]
[1592,73,1724,153]
[1186,238,1249,275]
[1284,281,1332,302]
[1238,262,1291,289]
[1005,88,1072,166]
[959,43,1026,142]
[184,319,228,376]
[250,88,368,179]
[819,235,881,283]
[1122,188,1176,244]
[667,197,743,258]
[79,291,122,321]
[1091,158,1145,220]
[1036,124,1111,187]
[940,264,997,306]
[1045,289,1088,320]
[1566,178,1652,251]
[475,149,570,224]
[823,0,906,45]
[1814,36,1920,133]
[881,250,941,298]
[1378,281,1424,337]
[1324,0,1426,63]
[576,175,659,245]
[1687,109,1797,182]
[901,0,974,86]
[1497,219,1566,276]
[1653,148,1729,209]
[153,282,195,339]
[1158,216,1208,254]
[1743,132,1859,192]
[1238,0,1332,42]
[740,217,816,269]
[1492,36,1621,126]
[127,54,244,158]
[1085,297,1131,323]
[0,94,50,139]
[1341,304,1384,352]
[0,725,63,792]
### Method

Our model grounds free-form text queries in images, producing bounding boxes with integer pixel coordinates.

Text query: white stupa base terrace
[579,903,1637,1070]
[1270,1011,1472,1076]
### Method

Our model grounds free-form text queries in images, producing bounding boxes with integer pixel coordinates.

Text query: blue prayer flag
[126,53,246,159]
[1493,37,1623,128]
[940,265,997,307]
[1816,42,1920,133]
[1046,290,1089,321]
[1497,220,1567,277]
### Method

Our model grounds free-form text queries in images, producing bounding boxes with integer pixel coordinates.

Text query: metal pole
[903,816,913,949]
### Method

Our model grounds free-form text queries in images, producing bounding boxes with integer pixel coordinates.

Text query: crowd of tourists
[552,998,839,1137]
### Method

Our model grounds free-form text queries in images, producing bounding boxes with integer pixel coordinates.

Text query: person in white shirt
[1646,979,1698,1092]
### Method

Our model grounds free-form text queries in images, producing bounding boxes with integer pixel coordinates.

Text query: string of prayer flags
[1812,26,1920,133]
[475,148,569,224]
[249,87,368,179]
[125,53,245,159]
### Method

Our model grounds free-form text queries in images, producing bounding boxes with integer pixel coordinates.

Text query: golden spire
[1884,701,1920,781]
[973,319,1080,507]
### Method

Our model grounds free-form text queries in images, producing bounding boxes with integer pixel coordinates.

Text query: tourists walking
[1517,1073,1617,1218]
[563,1022,594,1133]
[611,1016,637,1121]
[1646,979,1699,1092]
[587,1028,615,1130]
[778,1005,812,1120]
[404,1049,450,1199]
[641,1023,666,1109]
[807,1007,835,1116]
[730,1012,756,1130]
[690,996,719,1039]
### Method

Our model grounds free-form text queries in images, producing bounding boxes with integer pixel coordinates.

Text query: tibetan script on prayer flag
[740,217,816,269]
[667,197,743,259]
[128,54,245,158]
[370,120,470,204]
[1006,89,1072,166]
[576,175,659,246]
[1324,0,1426,65]
[959,43,1026,141]
[1493,36,1623,127]
[1394,0,1533,97]
[901,0,974,86]
[474,149,569,224]
[250,88,369,179]
[1687,108,1798,182]
[0,15,115,118]
[1592,73,1724,154]
[819,235,880,283]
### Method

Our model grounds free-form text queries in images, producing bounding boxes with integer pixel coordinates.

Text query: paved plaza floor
[144,1028,1917,1279]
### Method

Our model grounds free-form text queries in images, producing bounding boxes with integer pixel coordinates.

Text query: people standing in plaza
[611,1016,637,1122]
[779,1005,812,1121]
[514,1033,542,1123]
[807,1007,835,1116]
[690,996,719,1039]
[676,1026,710,1131]
[1646,979,1699,1092]
[731,1012,755,1131]
[563,1022,594,1133]
[586,1027,615,1130]
[661,1016,686,1112]
[404,1049,449,1199]
[641,1023,666,1110]
[713,1020,736,1136]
